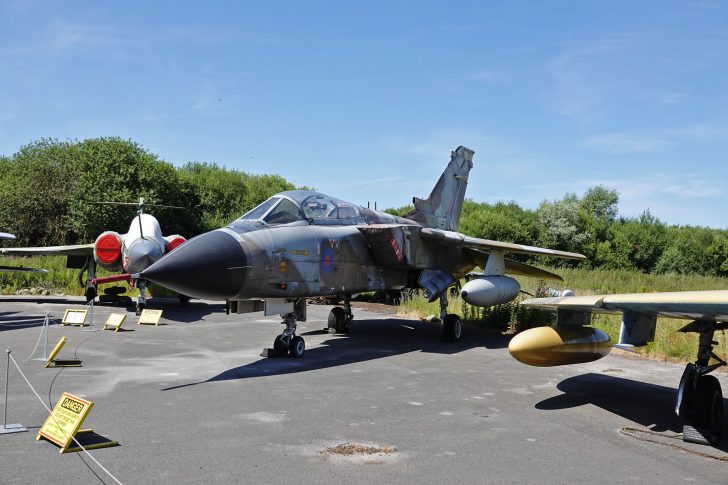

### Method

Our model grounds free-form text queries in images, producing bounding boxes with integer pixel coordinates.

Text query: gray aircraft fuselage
[142,189,477,302]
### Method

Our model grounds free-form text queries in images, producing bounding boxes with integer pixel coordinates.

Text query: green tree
[179,163,295,231]
[0,139,83,245]
[535,193,590,255]
[655,227,716,275]
[609,211,667,272]
[459,200,537,245]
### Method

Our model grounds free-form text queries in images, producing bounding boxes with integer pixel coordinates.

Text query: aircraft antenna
[93,197,185,241]
[138,197,144,239]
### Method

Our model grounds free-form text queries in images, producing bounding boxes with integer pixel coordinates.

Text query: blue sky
[1,0,726,227]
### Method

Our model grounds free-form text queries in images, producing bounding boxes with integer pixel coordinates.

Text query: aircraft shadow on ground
[536,372,728,450]
[163,317,508,391]
[0,312,51,332]
[136,299,224,323]
[0,296,85,305]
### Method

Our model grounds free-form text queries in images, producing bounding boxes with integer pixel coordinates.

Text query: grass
[398,266,728,363]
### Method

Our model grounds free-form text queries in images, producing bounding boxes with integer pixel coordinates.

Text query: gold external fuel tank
[508,326,612,367]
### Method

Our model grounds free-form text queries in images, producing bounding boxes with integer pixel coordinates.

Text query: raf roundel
[320,246,335,273]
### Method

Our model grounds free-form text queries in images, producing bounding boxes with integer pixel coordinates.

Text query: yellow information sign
[103,313,127,332]
[37,393,93,452]
[62,309,88,326]
[138,309,163,325]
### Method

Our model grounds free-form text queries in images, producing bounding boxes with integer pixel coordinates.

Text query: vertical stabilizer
[409,146,474,231]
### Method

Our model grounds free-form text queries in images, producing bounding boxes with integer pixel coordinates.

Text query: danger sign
[37,392,93,451]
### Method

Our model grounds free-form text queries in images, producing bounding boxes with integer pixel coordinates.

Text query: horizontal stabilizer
[464,248,564,280]
[504,259,564,281]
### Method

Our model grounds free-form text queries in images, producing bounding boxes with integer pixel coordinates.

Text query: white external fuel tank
[460,275,521,308]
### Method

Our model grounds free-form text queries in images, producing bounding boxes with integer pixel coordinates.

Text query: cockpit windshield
[285,191,360,220]
[263,198,302,225]
[235,190,364,227]
[240,198,278,220]
[237,196,305,225]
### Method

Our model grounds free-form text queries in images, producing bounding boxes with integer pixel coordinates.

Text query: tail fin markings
[409,146,474,231]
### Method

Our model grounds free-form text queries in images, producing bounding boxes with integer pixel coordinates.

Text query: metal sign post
[82,299,99,332]
[33,313,51,362]
[1,350,27,435]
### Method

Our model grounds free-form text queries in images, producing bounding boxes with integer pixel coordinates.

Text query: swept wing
[0,243,94,257]
[521,290,728,321]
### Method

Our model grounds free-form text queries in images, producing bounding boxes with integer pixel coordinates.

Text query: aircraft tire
[136,303,145,316]
[85,287,97,303]
[274,335,289,356]
[328,307,346,334]
[442,314,462,342]
[290,336,305,358]
[692,375,723,445]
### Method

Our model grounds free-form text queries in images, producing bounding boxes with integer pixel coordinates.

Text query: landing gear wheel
[136,303,145,316]
[328,307,347,334]
[85,287,96,303]
[691,375,723,445]
[273,335,289,356]
[442,314,462,342]
[676,364,697,419]
[289,336,305,358]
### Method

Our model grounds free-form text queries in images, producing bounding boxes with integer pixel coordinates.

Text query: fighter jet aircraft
[140,146,584,358]
[0,198,186,313]
[509,291,728,446]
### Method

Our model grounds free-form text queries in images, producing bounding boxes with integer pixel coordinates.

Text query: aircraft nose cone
[141,230,246,300]
[125,239,163,274]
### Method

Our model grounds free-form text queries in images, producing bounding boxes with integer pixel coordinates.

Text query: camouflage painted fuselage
[221,205,476,300]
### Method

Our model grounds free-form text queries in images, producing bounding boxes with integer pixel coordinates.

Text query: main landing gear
[82,259,97,303]
[328,297,353,334]
[135,279,147,315]
[440,293,461,342]
[676,320,727,445]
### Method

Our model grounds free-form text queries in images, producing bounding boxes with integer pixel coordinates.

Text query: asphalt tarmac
[1,296,727,484]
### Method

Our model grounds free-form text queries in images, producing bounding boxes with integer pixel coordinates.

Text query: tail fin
[409,146,474,231]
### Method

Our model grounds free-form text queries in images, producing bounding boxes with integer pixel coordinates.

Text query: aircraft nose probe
[141,230,247,300]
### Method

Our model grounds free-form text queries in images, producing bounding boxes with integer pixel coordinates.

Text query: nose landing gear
[271,313,305,358]
[263,299,308,358]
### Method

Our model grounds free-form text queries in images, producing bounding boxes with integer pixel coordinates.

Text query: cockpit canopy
[236,190,362,226]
